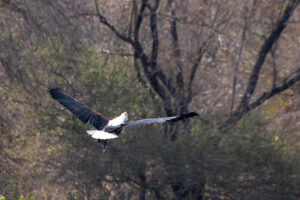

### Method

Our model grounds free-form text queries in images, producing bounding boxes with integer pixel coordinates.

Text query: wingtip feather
[168,112,199,122]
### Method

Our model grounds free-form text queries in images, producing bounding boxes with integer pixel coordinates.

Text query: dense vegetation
[1,0,300,199]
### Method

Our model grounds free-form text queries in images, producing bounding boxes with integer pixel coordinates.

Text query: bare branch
[249,70,300,110]
[231,13,247,112]
[186,0,228,104]
[148,0,178,98]
[221,69,300,130]
[133,1,177,100]
[270,47,278,89]
[128,0,137,38]
[187,45,206,103]
[94,0,133,44]
[5,2,44,32]
[133,0,148,47]
[238,0,300,112]
[133,57,147,87]
[155,71,177,96]
[169,1,184,90]
[149,0,160,70]
[129,1,174,115]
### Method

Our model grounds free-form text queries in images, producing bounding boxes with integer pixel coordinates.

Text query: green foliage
[1,30,300,200]
[0,193,35,200]
[205,116,300,199]
[17,36,162,199]
[18,193,36,200]
[1,41,300,198]
[65,113,299,200]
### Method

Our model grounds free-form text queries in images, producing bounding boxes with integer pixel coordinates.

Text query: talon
[97,139,108,153]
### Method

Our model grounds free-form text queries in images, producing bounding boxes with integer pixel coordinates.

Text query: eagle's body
[87,112,128,139]
[48,86,199,150]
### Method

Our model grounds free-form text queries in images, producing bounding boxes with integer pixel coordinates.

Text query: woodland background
[1,0,300,199]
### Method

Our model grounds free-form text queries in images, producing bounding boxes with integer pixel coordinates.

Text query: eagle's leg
[97,139,108,152]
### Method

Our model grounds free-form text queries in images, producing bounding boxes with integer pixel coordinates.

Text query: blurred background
[1,0,300,199]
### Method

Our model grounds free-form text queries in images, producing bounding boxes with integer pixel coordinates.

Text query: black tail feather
[168,112,199,122]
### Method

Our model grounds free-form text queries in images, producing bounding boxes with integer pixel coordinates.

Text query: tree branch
[94,0,175,116]
[5,1,44,32]
[221,69,300,130]
[270,47,278,89]
[148,0,178,98]
[169,3,184,90]
[187,45,206,103]
[155,71,177,96]
[133,56,147,86]
[231,13,247,112]
[248,71,300,110]
[149,0,159,70]
[238,0,300,112]
[94,0,133,44]
[128,0,137,38]
[133,0,148,47]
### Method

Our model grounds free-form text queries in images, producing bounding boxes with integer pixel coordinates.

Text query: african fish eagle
[48,86,199,149]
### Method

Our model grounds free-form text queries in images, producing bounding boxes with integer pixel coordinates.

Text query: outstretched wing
[48,87,109,130]
[123,112,199,128]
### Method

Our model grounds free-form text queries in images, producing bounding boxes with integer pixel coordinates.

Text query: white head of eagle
[108,111,128,127]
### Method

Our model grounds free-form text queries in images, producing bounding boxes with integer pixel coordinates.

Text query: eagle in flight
[48,86,199,150]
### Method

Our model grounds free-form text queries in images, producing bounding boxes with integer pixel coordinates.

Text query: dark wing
[48,87,109,130]
[123,112,199,128]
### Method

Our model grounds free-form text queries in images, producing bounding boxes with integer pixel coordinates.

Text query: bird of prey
[48,86,199,150]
